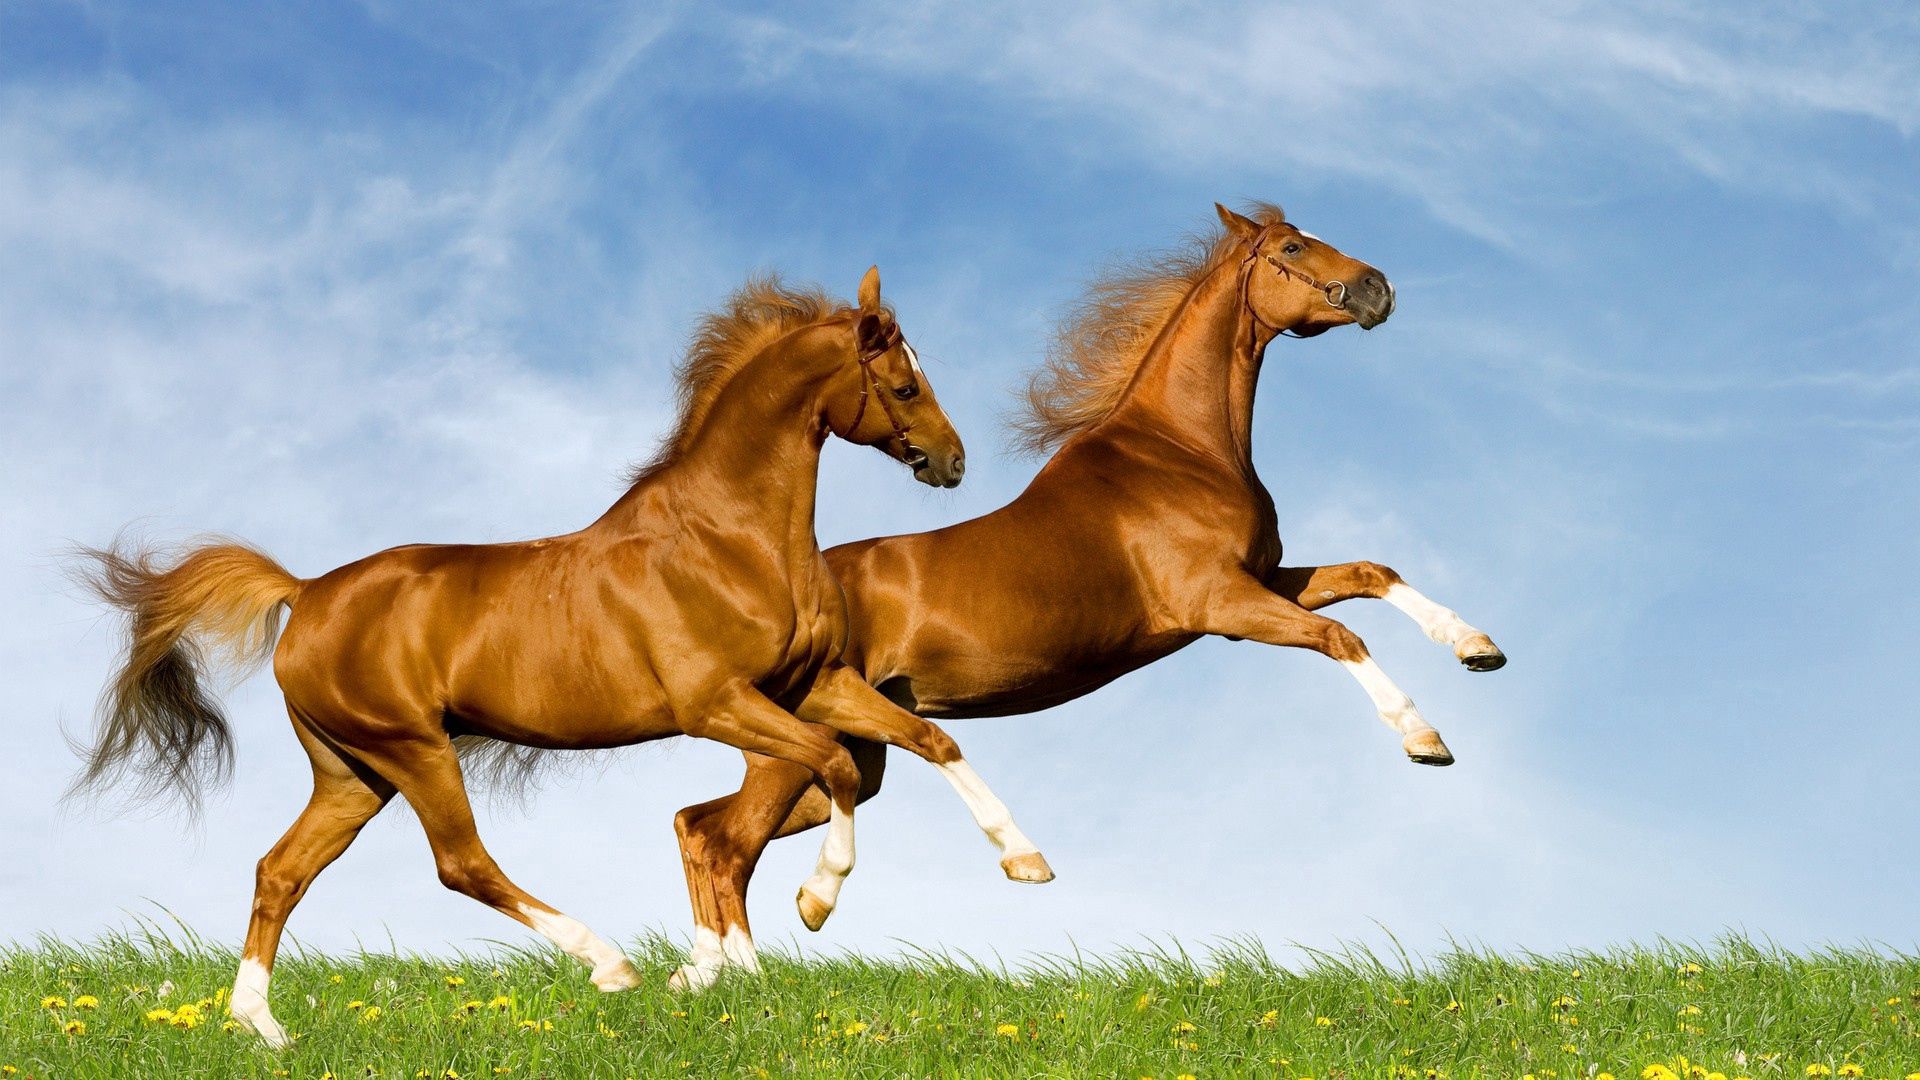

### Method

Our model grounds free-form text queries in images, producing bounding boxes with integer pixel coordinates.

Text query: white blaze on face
[901,339,924,380]
[1295,229,1322,243]
[936,759,1041,858]
[1340,656,1430,736]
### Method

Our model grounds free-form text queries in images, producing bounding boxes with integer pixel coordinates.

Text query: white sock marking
[720,925,759,972]
[518,905,637,991]
[1341,656,1429,735]
[799,802,855,911]
[937,759,1040,858]
[1383,583,1481,649]
[230,956,290,1049]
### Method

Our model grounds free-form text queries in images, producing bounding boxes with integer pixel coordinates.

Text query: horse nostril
[903,446,929,470]
[951,456,965,478]
[1363,272,1386,295]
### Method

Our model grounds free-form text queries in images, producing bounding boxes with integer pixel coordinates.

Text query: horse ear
[1215,203,1261,239]
[856,312,891,354]
[857,265,882,312]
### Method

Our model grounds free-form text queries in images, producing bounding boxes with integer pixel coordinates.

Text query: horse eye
[1283,242,1303,256]
[892,384,918,401]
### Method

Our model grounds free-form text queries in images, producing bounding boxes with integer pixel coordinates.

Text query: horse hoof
[667,963,715,994]
[1403,729,1455,766]
[591,958,642,993]
[1457,635,1506,672]
[796,886,834,932]
[1001,851,1056,884]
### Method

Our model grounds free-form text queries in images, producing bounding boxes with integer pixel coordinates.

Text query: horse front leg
[1190,572,1456,765]
[1266,561,1505,671]
[798,664,1054,890]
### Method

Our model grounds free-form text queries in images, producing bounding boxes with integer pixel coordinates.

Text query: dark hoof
[1461,650,1506,672]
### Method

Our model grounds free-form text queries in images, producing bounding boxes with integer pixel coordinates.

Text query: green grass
[4,930,1918,1079]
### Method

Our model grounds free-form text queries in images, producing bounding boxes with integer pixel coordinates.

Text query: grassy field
[3,931,1917,1079]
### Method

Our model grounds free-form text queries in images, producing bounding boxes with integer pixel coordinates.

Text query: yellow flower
[846,1020,870,1036]
[1204,974,1224,987]
[1643,1067,1679,1080]
[347,999,365,1010]
[1598,1074,1616,1080]
[1445,1000,1462,1013]
[1805,1067,1832,1078]
[72,995,100,1009]
[40,996,67,1009]
[1136,993,1153,1011]
[359,1006,382,1022]
[995,1022,1020,1037]
[1392,997,1412,1006]
[1837,1068,1863,1078]
[1313,1015,1334,1027]
[1172,1020,1197,1034]
[871,1032,889,1043]
[1678,962,1704,977]
[1178,1075,1197,1080]
[329,974,343,984]
[1571,968,1583,979]
[62,1020,87,1036]
[1708,1073,1728,1080]
[145,1007,174,1023]
[1562,1044,1578,1054]
[489,995,513,1010]
[518,1018,552,1033]
[1258,1009,1279,1028]
[1552,995,1578,1010]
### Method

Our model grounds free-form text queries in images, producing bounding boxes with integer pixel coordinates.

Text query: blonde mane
[629,275,858,483]
[1010,202,1286,456]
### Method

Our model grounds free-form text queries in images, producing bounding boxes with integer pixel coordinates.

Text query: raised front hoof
[1456,635,1506,672]
[1403,729,1455,766]
[1001,851,1056,884]
[666,963,718,995]
[796,886,835,932]
[590,958,643,993]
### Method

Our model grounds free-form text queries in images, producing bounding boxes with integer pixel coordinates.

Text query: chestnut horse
[73,269,1050,1046]
[670,204,1505,975]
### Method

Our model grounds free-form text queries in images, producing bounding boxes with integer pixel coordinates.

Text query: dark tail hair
[69,535,303,810]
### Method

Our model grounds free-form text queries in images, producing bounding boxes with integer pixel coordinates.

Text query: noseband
[848,324,916,455]
[1238,226,1349,338]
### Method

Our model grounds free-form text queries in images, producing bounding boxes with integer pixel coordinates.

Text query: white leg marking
[1384,583,1482,649]
[936,759,1040,858]
[1341,656,1430,735]
[230,956,290,1049]
[720,925,759,972]
[517,904,640,992]
[669,925,726,993]
[799,802,855,913]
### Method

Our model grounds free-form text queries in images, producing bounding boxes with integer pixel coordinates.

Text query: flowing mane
[627,275,858,483]
[1011,202,1286,456]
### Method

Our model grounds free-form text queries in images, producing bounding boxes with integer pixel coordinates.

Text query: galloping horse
[670,204,1505,974]
[74,269,1050,1045]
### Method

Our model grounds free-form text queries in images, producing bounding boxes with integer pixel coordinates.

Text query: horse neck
[600,337,835,559]
[1098,260,1273,469]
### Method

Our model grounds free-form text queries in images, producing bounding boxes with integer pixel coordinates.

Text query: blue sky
[3,2,1917,966]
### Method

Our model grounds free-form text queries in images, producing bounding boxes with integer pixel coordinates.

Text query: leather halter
[1237,225,1350,339]
[848,322,916,454]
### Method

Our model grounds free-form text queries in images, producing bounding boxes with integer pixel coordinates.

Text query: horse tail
[69,535,304,811]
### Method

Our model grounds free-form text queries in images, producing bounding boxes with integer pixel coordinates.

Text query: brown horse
[73,269,1051,1047]
[670,204,1505,975]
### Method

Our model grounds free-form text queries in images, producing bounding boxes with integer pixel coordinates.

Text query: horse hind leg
[355,733,641,993]
[231,717,394,1049]
[1269,561,1505,671]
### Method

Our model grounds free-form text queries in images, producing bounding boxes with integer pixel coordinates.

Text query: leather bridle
[1238,225,1350,339]
[848,322,917,456]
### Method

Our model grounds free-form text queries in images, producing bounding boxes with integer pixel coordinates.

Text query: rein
[848,324,916,454]
[1238,226,1349,340]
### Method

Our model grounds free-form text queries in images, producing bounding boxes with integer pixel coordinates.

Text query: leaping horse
[72,269,1051,1046]
[671,204,1505,975]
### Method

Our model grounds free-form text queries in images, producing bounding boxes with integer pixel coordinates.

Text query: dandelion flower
[1678,1005,1703,1016]
[1837,1068,1863,1078]
[1445,1000,1462,1013]
[1172,1020,1197,1034]
[517,1018,552,1033]
[73,995,99,1010]
[329,974,343,984]
[1643,1066,1679,1080]
[40,996,67,1009]
[1678,962,1704,977]
[845,1020,869,1036]
[489,995,513,1010]
[1136,993,1153,1011]
[1805,1067,1832,1078]
[1392,997,1412,1006]
[995,1023,1019,1037]
[1314,1015,1334,1027]
[1258,1009,1279,1028]
[1552,995,1578,1010]
[359,1006,383,1023]
[62,1020,86,1036]
[1598,1074,1616,1080]
[445,975,465,988]
[347,1000,365,1010]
